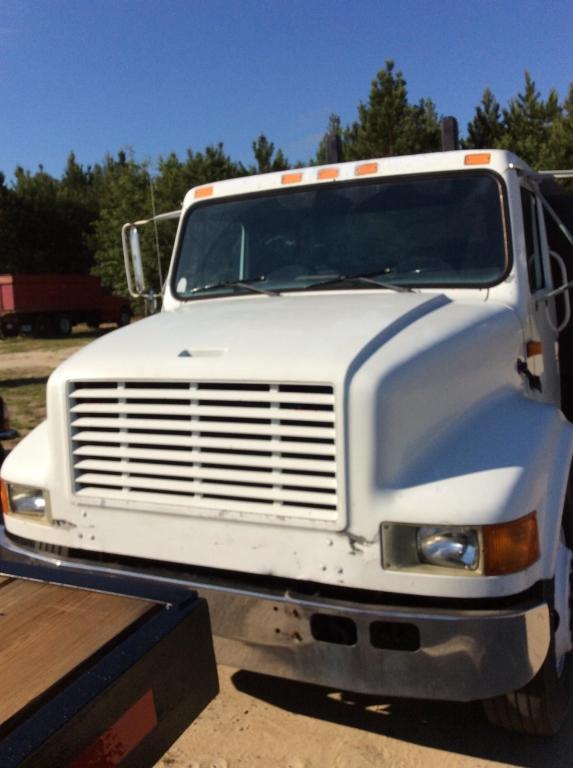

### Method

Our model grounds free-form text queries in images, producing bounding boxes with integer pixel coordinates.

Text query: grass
[2,375,50,437]
[0,327,109,354]
[1,325,113,442]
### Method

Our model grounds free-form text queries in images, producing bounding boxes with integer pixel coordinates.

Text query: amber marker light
[527,340,543,357]
[464,153,491,166]
[194,186,213,199]
[483,512,540,575]
[317,167,339,181]
[282,172,303,185]
[356,162,378,176]
[0,479,10,516]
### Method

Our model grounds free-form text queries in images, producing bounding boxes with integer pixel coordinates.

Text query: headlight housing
[381,513,539,576]
[2,482,50,520]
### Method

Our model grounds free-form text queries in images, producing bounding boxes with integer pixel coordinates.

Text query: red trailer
[0,274,131,337]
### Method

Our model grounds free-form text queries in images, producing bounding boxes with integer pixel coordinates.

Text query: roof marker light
[282,172,303,185]
[194,186,214,199]
[464,153,491,166]
[356,162,378,176]
[317,167,339,181]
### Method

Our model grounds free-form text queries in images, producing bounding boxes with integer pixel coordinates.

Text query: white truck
[2,149,573,735]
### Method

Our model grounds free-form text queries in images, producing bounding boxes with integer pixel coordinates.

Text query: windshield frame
[170,169,512,301]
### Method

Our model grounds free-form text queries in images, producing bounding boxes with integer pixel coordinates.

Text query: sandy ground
[4,342,573,767]
[157,666,573,768]
[0,345,84,373]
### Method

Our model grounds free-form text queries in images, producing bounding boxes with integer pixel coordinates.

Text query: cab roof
[182,149,531,209]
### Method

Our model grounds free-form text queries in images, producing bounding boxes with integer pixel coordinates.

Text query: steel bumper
[0,529,550,702]
[206,589,550,701]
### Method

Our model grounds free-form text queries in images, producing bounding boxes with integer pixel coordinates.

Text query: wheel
[482,529,573,734]
[118,307,131,327]
[56,315,72,337]
[33,315,54,338]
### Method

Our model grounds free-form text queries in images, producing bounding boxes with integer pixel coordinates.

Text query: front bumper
[0,528,550,702]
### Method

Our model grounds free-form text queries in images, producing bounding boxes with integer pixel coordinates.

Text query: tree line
[1,61,572,296]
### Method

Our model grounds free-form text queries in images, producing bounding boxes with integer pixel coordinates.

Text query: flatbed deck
[0,561,218,768]
[0,576,152,726]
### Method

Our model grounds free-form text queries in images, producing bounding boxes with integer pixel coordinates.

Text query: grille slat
[70,416,334,440]
[75,472,335,505]
[70,403,335,422]
[71,431,336,456]
[74,460,337,490]
[73,445,335,472]
[69,381,339,523]
[70,387,334,406]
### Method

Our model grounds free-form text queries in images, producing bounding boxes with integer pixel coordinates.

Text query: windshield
[173,172,508,298]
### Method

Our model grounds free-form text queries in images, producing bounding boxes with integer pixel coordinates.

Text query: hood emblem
[178,349,192,358]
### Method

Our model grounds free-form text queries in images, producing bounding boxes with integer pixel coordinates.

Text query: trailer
[0,274,131,338]
[0,556,218,767]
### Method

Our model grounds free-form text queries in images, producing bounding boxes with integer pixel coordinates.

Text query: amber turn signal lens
[0,480,10,515]
[483,512,539,575]
[526,340,543,357]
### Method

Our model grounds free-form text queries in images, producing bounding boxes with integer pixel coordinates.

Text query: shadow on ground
[232,670,573,767]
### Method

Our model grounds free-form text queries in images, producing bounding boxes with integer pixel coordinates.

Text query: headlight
[381,513,539,575]
[416,526,479,570]
[3,483,49,519]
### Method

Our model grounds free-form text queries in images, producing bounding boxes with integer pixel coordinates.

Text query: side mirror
[129,227,146,294]
[121,209,182,302]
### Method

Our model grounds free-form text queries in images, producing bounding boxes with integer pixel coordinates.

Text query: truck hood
[54,291,489,384]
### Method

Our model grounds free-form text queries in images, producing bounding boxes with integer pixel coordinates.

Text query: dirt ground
[4,340,573,767]
[1,345,84,373]
[158,666,573,768]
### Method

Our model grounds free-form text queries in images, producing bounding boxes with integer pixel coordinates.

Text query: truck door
[521,186,562,406]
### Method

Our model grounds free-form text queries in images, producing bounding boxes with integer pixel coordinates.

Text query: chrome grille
[69,381,339,522]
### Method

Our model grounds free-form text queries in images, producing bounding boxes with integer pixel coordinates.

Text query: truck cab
[2,149,573,734]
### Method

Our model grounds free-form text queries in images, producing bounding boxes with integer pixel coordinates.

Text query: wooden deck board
[0,579,152,725]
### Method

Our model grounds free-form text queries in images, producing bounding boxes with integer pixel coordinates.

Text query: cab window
[521,188,545,292]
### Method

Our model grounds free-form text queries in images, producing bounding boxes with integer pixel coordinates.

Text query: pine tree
[251,134,288,173]
[498,72,561,166]
[315,62,440,162]
[464,88,505,148]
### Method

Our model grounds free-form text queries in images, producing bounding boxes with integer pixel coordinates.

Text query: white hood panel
[59,292,449,385]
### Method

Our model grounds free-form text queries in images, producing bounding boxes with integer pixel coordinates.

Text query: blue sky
[0,0,571,179]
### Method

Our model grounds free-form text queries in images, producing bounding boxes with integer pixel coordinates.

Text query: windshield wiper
[189,276,279,296]
[302,270,414,293]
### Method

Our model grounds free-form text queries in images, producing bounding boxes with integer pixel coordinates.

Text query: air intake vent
[69,381,339,523]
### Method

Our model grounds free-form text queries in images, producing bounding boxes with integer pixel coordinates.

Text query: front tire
[482,537,573,734]
[482,633,570,735]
